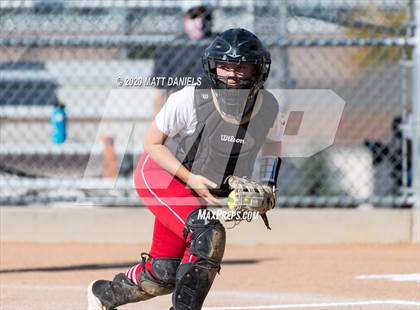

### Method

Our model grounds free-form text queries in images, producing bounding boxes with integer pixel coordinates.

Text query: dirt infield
[0,241,419,310]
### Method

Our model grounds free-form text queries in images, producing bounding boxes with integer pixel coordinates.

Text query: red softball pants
[124,153,203,284]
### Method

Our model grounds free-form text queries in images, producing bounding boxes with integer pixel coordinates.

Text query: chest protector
[175,84,279,196]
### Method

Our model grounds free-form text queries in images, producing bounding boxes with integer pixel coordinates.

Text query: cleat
[87,273,153,310]
[87,280,108,310]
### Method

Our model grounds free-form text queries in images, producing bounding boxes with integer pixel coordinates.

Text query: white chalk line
[355,273,420,283]
[203,300,420,309]
[2,284,419,309]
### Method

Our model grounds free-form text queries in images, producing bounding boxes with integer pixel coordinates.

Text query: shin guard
[172,208,226,310]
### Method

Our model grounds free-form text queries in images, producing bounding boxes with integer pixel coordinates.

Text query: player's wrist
[176,165,193,185]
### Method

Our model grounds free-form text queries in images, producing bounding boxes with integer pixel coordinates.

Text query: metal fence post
[278,0,289,88]
[413,0,420,209]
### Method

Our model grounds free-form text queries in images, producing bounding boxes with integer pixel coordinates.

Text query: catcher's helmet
[202,28,271,118]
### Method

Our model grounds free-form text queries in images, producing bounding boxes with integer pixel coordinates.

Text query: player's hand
[187,174,221,206]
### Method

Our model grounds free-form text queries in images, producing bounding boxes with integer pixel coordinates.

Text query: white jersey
[155,86,285,142]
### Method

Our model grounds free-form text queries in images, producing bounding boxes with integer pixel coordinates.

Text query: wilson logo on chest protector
[220,134,245,144]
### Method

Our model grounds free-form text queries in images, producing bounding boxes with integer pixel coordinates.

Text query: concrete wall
[412,209,420,243]
[1,206,419,244]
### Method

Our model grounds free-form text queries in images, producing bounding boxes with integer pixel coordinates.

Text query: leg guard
[172,208,226,310]
[90,254,180,309]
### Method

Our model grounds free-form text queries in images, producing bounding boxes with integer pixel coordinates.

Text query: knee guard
[173,208,226,310]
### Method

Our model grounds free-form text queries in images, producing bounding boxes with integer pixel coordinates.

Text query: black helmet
[202,28,271,118]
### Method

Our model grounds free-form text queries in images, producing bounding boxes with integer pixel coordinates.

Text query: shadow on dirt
[0,259,265,273]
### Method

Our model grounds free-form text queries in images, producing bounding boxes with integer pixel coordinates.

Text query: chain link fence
[0,0,417,207]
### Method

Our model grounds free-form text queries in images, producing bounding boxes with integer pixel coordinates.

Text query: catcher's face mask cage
[202,28,271,119]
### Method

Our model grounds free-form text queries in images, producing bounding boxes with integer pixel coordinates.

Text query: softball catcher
[88,28,283,310]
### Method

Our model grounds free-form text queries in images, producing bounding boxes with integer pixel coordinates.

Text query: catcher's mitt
[225,175,276,229]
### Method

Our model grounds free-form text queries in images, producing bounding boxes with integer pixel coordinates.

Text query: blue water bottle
[51,103,67,144]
